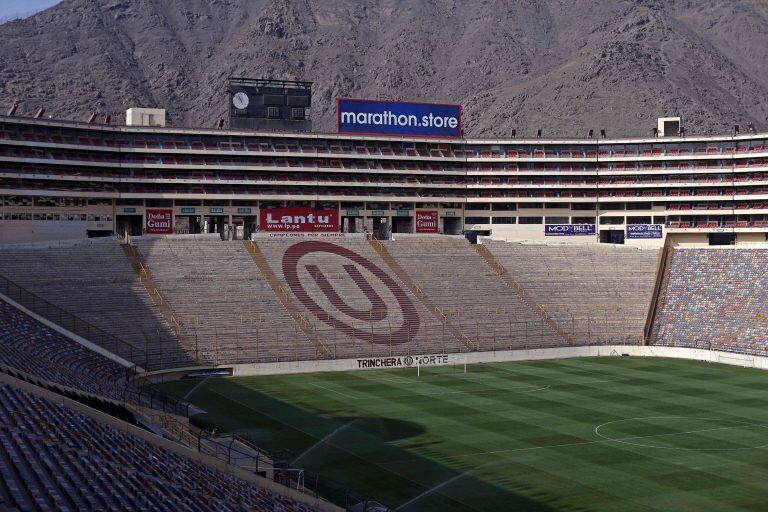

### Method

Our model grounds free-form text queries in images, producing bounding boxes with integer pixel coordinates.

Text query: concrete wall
[737,232,766,244]
[487,224,601,244]
[126,108,166,127]
[668,232,710,246]
[0,220,90,244]
[143,345,768,379]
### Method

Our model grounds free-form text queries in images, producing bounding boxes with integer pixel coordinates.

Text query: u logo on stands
[282,241,419,344]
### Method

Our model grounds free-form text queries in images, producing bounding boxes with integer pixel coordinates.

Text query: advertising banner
[259,207,339,232]
[356,354,451,369]
[415,211,439,233]
[338,98,462,138]
[626,224,663,239]
[544,224,596,236]
[145,209,173,234]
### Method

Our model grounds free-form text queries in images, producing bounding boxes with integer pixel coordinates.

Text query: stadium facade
[2,112,768,246]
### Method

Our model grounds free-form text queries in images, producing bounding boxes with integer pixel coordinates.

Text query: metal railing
[0,273,149,368]
[178,314,647,367]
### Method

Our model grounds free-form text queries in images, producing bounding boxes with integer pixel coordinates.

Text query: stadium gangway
[0,273,149,368]
[0,274,192,417]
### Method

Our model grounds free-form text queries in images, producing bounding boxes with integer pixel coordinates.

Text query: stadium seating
[0,239,183,369]
[0,382,318,512]
[132,236,319,364]
[650,248,768,355]
[382,237,564,349]
[257,238,471,357]
[0,300,128,401]
[486,242,659,344]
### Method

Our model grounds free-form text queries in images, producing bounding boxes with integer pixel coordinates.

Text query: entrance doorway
[600,229,625,244]
[204,216,226,235]
[709,232,735,246]
[443,217,462,235]
[392,216,413,234]
[175,216,202,234]
[367,216,390,239]
[342,216,363,233]
[116,215,143,237]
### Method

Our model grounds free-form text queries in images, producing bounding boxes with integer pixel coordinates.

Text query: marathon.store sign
[145,209,173,234]
[626,224,663,239]
[545,224,596,236]
[338,98,462,138]
[356,354,449,369]
[259,207,339,232]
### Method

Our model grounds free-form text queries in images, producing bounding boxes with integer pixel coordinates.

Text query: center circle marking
[594,416,768,451]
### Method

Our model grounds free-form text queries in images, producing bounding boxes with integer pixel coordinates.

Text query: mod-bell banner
[626,224,663,239]
[544,224,596,236]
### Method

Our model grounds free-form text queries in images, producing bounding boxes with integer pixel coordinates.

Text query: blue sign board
[626,224,663,239]
[545,224,596,236]
[338,98,462,138]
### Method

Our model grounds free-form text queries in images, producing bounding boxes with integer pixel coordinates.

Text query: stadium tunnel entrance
[203,215,227,236]
[116,214,143,237]
[342,216,364,233]
[442,216,462,235]
[391,215,413,234]
[600,229,625,244]
[175,215,202,235]
[367,216,390,239]
[231,215,257,240]
[709,232,736,245]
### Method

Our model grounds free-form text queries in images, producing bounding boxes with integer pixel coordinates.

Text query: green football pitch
[159,357,768,511]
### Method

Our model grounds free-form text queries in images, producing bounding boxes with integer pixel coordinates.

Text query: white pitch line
[359,375,413,385]
[394,418,768,509]
[414,385,551,397]
[593,416,768,451]
[183,376,212,401]
[385,418,768,466]
[354,370,550,397]
[310,382,362,400]
[395,470,469,511]
[292,419,357,466]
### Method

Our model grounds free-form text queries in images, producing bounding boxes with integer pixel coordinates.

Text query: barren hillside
[0,0,766,137]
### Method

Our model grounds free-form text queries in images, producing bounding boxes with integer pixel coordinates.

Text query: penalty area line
[292,419,358,466]
[310,382,363,400]
[183,376,212,401]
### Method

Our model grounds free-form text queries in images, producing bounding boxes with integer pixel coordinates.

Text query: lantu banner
[145,209,173,234]
[545,224,596,236]
[626,224,663,239]
[259,207,339,232]
[415,211,438,233]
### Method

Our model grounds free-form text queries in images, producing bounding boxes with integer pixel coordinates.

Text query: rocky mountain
[1,0,767,137]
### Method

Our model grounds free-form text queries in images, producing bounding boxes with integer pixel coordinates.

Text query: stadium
[3,78,768,512]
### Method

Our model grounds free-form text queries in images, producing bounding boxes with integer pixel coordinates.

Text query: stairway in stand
[121,243,197,366]
[474,244,576,347]
[243,240,331,358]
[369,238,477,350]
